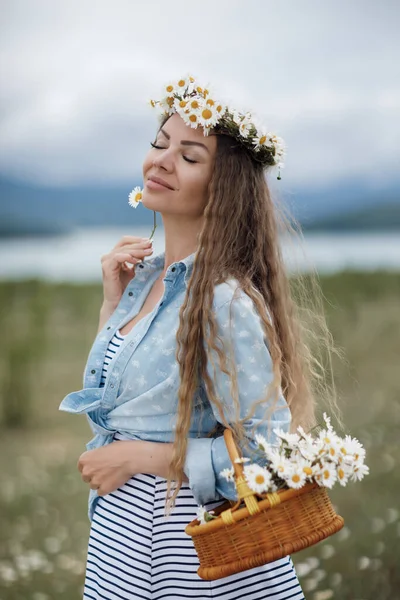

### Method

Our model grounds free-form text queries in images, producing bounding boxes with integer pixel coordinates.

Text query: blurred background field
[0,270,399,599]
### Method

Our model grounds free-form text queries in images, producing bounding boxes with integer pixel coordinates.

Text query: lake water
[0,227,399,281]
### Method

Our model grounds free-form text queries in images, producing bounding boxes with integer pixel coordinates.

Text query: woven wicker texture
[185,428,344,580]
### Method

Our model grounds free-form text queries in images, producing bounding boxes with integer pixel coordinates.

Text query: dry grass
[0,271,399,599]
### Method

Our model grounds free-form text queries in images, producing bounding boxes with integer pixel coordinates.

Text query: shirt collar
[139,249,196,288]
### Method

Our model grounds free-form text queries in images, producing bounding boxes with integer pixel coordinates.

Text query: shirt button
[139,264,144,269]
[160,301,164,306]
[110,383,115,389]
[171,267,176,272]
[128,292,133,296]
[91,369,96,374]
[107,326,111,330]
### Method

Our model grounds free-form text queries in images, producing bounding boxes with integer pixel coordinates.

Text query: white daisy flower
[297,437,320,462]
[174,76,191,95]
[318,429,341,463]
[220,467,235,482]
[173,97,190,115]
[198,102,221,129]
[158,94,176,115]
[315,461,337,489]
[238,117,253,138]
[293,456,315,481]
[180,108,201,129]
[284,465,307,489]
[273,427,300,447]
[196,505,216,525]
[268,448,293,478]
[349,462,370,482]
[163,81,177,96]
[254,433,269,452]
[336,461,353,486]
[296,425,314,445]
[252,130,273,151]
[128,186,143,208]
[341,434,366,462]
[243,464,272,494]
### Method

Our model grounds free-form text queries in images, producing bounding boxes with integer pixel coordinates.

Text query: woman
[60,76,337,599]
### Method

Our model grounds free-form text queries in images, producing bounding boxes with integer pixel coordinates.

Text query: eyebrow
[158,127,210,153]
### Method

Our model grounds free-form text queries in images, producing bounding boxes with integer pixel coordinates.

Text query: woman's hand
[77,441,141,496]
[100,235,154,309]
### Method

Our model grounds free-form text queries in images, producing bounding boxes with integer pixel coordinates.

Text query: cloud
[0,0,399,188]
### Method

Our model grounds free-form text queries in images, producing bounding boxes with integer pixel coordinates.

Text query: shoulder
[212,278,256,314]
[212,278,272,327]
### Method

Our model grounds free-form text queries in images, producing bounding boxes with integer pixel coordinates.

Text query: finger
[113,236,150,250]
[106,250,153,268]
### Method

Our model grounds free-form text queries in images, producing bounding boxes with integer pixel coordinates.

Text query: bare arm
[131,440,190,482]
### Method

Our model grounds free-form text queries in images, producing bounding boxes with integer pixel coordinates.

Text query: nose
[152,146,174,172]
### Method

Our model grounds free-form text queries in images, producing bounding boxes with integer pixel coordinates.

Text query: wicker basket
[185,427,344,580]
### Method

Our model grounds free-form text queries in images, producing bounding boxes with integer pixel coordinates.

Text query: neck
[160,213,203,275]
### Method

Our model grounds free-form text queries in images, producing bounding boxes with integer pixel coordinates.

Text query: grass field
[0,271,399,599]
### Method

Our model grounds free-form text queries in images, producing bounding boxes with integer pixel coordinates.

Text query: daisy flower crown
[148,74,286,179]
[128,74,286,239]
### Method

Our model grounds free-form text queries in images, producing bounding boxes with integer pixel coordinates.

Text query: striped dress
[83,331,305,600]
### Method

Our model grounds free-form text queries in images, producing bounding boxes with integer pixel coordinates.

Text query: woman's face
[142,113,217,218]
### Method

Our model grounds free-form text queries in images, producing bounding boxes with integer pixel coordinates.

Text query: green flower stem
[149,210,157,240]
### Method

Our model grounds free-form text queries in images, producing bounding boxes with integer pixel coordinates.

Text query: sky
[0,0,399,191]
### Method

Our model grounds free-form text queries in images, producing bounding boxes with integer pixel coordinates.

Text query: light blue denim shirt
[59,249,291,521]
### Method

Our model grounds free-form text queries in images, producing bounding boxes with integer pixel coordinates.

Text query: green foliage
[0,271,399,598]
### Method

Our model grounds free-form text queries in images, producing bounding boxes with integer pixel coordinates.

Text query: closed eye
[150,142,197,163]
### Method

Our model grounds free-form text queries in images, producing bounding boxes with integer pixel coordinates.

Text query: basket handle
[222,427,261,515]
[223,427,245,479]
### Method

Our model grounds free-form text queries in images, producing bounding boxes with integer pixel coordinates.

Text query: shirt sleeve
[183,289,292,506]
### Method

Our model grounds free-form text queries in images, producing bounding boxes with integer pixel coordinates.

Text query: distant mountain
[1,174,399,236]
[302,202,400,231]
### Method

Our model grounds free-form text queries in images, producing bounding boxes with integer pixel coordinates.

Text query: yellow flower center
[189,76,195,83]
[190,100,199,109]
[150,99,156,107]
[189,114,198,123]
[338,468,344,479]
[255,474,265,484]
[259,135,267,145]
[216,104,223,113]
[206,98,215,106]
[196,86,203,94]
[329,448,336,456]
[201,108,213,121]
[340,447,347,455]
[179,100,187,108]
[323,470,330,479]
[292,474,300,483]
[167,97,174,107]
[166,85,174,93]
[177,79,186,88]
[135,192,142,201]
[204,88,209,96]
[303,467,313,476]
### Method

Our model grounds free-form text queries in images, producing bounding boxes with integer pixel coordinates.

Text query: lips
[147,175,175,190]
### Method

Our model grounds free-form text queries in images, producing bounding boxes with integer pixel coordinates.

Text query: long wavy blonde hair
[157,114,343,517]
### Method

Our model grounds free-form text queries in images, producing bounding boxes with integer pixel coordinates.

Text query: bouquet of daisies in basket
[196,412,369,524]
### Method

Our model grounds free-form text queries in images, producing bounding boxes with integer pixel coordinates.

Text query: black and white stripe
[84,433,305,600]
[99,331,126,388]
